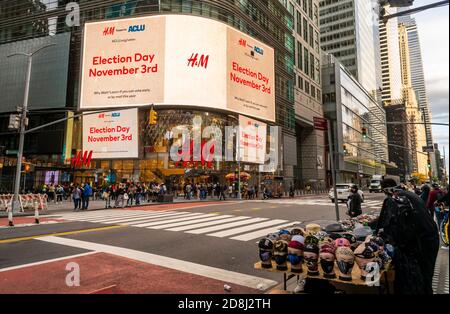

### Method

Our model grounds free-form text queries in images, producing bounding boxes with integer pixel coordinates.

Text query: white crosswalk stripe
[134,214,217,228]
[208,219,289,238]
[230,221,302,241]
[90,212,191,224]
[186,217,269,234]
[166,216,250,232]
[264,198,384,210]
[148,215,234,230]
[51,210,301,242]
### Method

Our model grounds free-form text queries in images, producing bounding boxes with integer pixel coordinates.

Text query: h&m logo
[71,151,93,169]
[128,25,145,32]
[239,38,247,47]
[103,27,115,36]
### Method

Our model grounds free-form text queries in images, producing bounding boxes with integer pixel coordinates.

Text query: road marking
[60,211,173,222]
[252,208,262,211]
[51,210,160,219]
[0,252,98,272]
[148,215,233,230]
[166,216,251,232]
[133,213,213,228]
[88,212,190,223]
[233,209,242,212]
[186,218,269,235]
[36,236,277,289]
[208,219,288,238]
[0,225,125,244]
[230,221,302,241]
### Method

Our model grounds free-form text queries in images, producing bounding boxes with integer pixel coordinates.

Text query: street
[0,193,448,294]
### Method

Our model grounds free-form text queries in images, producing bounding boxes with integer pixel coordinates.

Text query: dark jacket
[347,192,362,217]
[376,190,439,294]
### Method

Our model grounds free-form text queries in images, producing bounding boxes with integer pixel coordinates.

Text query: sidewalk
[0,192,328,218]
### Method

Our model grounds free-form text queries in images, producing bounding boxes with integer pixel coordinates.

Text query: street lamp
[7,43,56,218]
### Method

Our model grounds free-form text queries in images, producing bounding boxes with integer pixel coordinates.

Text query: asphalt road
[0,193,447,294]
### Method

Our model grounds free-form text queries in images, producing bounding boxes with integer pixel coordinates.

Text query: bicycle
[440,206,449,247]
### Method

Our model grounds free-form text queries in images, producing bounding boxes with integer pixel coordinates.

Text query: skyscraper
[398,23,428,175]
[319,0,382,96]
[379,5,403,106]
[398,14,434,147]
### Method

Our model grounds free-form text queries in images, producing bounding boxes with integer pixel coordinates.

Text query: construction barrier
[0,194,48,212]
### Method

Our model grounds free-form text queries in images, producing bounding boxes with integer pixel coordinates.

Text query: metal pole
[8,43,56,217]
[327,120,340,222]
[237,125,242,200]
[12,55,32,213]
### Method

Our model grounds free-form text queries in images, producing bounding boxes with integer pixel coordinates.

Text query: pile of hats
[258,223,393,282]
[341,213,380,231]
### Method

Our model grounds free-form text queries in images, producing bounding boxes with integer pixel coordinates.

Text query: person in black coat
[376,179,439,295]
[347,184,362,218]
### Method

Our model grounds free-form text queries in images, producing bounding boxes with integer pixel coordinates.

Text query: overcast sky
[412,0,449,178]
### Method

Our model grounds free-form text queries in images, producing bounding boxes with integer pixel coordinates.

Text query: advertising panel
[80,15,275,122]
[83,108,138,159]
[238,115,267,165]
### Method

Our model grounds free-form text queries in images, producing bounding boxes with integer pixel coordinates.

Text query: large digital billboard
[82,108,138,159]
[80,15,275,122]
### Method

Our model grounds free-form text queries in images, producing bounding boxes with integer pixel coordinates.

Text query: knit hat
[274,240,289,254]
[291,235,305,244]
[320,242,336,255]
[325,223,344,233]
[288,240,304,251]
[335,238,351,248]
[306,223,322,235]
[304,235,319,254]
[258,237,274,251]
[290,228,305,236]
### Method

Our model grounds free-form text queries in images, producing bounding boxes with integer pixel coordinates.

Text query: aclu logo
[254,46,264,56]
[128,24,145,32]
[112,112,121,117]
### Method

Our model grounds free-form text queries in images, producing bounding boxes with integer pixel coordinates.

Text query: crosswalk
[51,210,300,243]
[264,198,384,210]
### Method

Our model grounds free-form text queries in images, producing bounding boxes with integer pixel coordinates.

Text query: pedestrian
[115,184,125,208]
[82,183,93,210]
[427,183,446,221]
[103,185,112,209]
[56,184,64,204]
[346,184,362,218]
[376,179,439,295]
[72,184,82,211]
[219,184,227,201]
[420,184,430,204]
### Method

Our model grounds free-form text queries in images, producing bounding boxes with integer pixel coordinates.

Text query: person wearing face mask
[347,184,362,218]
[376,179,439,294]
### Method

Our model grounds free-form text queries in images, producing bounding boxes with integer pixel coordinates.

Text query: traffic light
[343,145,348,155]
[149,109,158,125]
[362,127,368,139]
[427,159,432,170]
[8,114,20,130]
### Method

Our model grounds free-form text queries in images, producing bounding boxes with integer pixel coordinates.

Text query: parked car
[329,184,365,203]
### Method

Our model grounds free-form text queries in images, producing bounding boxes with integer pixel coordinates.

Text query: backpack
[389,196,421,253]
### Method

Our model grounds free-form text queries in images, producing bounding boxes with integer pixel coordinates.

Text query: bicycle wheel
[440,219,449,246]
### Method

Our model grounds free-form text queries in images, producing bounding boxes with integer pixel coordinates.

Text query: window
[303,18,308,41]
[296,10,301,35]
[304,47,309,76]
[298,75,304,90]
[297,41,303,70]
[311,85,316,98]
[305,81,310,94]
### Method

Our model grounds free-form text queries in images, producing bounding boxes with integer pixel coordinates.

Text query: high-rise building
[398,23,428,175]
[385,101,414,181]
[322,53,389,186]
[398,14,434,147]
[319,0,382,97]
[379,5,402,106]
[279,0,326,189]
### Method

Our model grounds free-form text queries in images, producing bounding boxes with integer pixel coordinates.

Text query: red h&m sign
[71,151,93,169]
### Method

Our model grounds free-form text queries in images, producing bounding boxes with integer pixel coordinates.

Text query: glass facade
[322,54,388,185]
